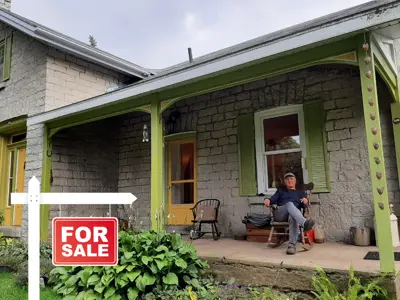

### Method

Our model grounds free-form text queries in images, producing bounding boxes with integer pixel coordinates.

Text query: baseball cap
[284,172,295,179]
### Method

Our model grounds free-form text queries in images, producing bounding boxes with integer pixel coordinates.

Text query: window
[0,43,4,78]
[254,105,308,194]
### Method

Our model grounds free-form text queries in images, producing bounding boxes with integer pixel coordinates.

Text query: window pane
[266,152,303,188]
[171,182,194,204]
[11,133,26,144]
[7,151,15,206]
[264,114,300,151]
[171,143,194,181]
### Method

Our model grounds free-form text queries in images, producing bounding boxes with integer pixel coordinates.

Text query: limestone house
[2,0,400,273]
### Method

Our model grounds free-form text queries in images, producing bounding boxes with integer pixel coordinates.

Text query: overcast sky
[11,0,370,70]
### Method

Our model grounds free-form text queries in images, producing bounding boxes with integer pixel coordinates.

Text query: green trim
[0,116,27,135]
[391,103,400,188]
[150,99,164,231]
[164,131,196,142]
[0,136,6,212]
[47,97,151,134]
[358,34,395,273]
[6,140,26,149]
[40,126,51,241]
[304,100,330,193]
[3,32,12,81]
[237,114,257,196]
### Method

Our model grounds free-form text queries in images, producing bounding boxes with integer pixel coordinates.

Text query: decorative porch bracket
[151,99,164,231]
[357,34,395,273]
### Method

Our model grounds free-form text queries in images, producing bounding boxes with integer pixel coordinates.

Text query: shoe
[303,219,315,232]
[286,246,296,255]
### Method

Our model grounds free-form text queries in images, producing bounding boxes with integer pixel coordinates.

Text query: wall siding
[45,48,128,111]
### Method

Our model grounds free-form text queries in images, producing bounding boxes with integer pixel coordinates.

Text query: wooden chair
[267,183,314,250]
[189,199,221,240]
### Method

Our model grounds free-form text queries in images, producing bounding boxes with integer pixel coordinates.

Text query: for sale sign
[52,217,118,266]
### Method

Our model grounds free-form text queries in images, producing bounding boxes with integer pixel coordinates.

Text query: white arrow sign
[11,176,137,300]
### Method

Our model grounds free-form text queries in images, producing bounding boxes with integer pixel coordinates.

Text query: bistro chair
[189,199,221,241]
[267,182,314,250]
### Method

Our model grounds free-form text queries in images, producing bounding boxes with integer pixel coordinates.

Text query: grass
[0,272,62,300]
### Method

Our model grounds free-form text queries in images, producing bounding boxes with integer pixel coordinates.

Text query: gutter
[28,1,400,126]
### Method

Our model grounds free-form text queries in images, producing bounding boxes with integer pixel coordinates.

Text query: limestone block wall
[117,112,151,229]
[45,48,128,111]
[0,24,47,123]
[47,118,120,238]
[115,65,397,242]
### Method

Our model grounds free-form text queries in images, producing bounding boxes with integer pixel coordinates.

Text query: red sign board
[52,217,118,266]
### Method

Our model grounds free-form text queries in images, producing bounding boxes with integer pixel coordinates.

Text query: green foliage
[49,230,209,299]
[0,232,14,249]
[0,209,4,226]
[312,265,390,300]
[0,239,54,286]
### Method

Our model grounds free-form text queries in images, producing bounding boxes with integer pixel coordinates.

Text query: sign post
[11,176,137,300]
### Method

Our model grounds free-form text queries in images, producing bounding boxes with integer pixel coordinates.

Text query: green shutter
[3,33,12,81]
[237,114,257,196]
[391,102,400,186]
[304,101,330,192]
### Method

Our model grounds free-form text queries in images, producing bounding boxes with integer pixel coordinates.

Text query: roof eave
[0,10,153,78]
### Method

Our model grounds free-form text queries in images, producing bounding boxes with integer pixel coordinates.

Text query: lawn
[0,272,61,300]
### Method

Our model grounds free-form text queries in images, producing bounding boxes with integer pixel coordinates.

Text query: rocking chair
[189,199,221,240]
[267,182,314,251]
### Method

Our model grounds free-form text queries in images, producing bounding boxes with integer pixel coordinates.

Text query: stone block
[198,116,212,125]
[340,139,356,150]
[219,137,229,146]
[323,100,336,110]
[198,132,211,140]
[226,128,237,136]
[326,108,353,120]
[198,148,210,157]
[336,98,357,108]
[199,107,217,118]
[212,114,224,122]
[218,103,234,113]
[208,154,227,164]
[235,100,252,110]
[236,92,250,101]
[223,144,238,154]
[214,120,233,131]
[325,121,334,131]
[334,118,358,130]
[350,127,365,138]
[327,141,340,151]
[328,129,350,141]
[211,147,223,155]
[207,139,218,147]
[229,136,237,144]
[211,130,226,139]
[213,163,225,172]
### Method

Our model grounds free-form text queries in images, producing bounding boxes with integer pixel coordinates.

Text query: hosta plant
[49,230,209,299]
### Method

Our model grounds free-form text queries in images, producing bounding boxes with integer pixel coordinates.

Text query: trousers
[274,202,306,247]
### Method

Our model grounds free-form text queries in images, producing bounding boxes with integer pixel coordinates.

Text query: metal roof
[28,0,400,126]
[0,8,153,78]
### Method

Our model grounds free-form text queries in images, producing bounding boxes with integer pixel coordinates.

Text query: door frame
[1,135,26,226]
[166,135,197,225]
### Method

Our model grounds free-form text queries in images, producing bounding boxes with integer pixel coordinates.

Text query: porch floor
[191,238,400,274]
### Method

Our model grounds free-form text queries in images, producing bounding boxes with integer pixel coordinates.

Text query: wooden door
[167,138,197,225]
[3,146,25,226]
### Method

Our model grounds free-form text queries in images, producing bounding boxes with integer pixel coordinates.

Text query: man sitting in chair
[264,173,315,255]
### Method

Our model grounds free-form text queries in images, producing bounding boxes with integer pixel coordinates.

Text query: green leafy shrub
[49,230,209,299]
[312,265,389,300]
[0,239,54,286]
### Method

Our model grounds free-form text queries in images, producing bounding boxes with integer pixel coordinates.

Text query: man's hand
[264,199,270,207]
[300,197,308,205]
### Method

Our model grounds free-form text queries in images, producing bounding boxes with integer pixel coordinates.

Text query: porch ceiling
[28,0,400,132]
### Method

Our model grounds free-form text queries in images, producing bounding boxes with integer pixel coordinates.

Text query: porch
[192,238,400,295]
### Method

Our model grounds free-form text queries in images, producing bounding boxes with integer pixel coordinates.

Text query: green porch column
[150,99,164,231]
[357,34,395,273]
[40,125,52,241]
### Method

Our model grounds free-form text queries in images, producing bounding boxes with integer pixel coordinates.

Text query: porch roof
[28,0,400,130]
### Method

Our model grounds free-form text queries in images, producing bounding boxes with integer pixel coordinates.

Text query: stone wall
[117,112,152,229]
[47,118,120,238]
[0,25,47,123]
[114,65,397,241]
[45,48,128,111]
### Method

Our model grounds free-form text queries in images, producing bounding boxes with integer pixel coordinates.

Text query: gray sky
[12,0,369,70]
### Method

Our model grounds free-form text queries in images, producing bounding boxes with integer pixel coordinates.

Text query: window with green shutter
[0,32,12,82]
[250,103,330,195]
